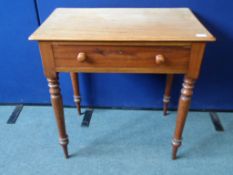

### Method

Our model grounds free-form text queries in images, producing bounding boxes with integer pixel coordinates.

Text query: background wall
[0,0,233,110]
[0,0,49,104]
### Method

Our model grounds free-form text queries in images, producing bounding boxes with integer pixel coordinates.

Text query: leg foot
[59,136,69,158]
[70,73,81,115]
[61,144,69,159]
[171,138,182,160]
[172,145,178,160]
[163,74,174,116]
[163,96,170,116]
[74,95,81,115]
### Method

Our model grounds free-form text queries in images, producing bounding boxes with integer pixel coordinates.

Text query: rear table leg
[70,72,81,115]
[163,74,174,116]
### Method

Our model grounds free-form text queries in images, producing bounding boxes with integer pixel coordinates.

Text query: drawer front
[52,44,191,73]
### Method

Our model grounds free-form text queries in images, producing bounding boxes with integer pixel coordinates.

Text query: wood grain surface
[29,8,215,42]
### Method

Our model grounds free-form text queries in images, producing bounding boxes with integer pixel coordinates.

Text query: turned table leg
[163,74,174,116]
[70,72,81,115]
[47,75,69,158]
[172,76,195,160]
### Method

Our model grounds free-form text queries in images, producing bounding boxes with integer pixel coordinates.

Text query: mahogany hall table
[29,8,215,159]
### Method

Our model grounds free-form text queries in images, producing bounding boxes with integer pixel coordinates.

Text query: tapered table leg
[172,77,195,160]
[163,74,174,116]
[47,75,69,158]
[70,72,81,115]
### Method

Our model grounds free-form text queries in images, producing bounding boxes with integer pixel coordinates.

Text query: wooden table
[29,8,215,159]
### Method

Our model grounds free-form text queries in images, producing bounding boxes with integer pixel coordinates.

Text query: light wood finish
[47,75,69,158]
[29,8,215,42]
[163,74,174,116]
[39,42,56,77]
[30,8,215,159]
[70,72,81,115]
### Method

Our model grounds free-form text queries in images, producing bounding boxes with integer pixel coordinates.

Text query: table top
[29,8,215,42]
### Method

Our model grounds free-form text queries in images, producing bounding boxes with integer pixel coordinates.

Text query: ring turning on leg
[163,95,171,116]
[59,136,69,159]
[172,138,182,160]
[73,95,81,114]
[73,95,81,104]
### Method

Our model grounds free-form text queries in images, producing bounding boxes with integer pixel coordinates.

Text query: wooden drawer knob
[77,52,86,62]
[155,54,165,64]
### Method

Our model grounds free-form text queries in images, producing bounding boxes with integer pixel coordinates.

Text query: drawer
[52,44,191,73]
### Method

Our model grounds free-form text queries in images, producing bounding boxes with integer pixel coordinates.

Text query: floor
[0,106,233,175]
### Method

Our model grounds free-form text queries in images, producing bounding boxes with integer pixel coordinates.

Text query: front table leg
[172,76,195,159]
[47,75,69,158]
